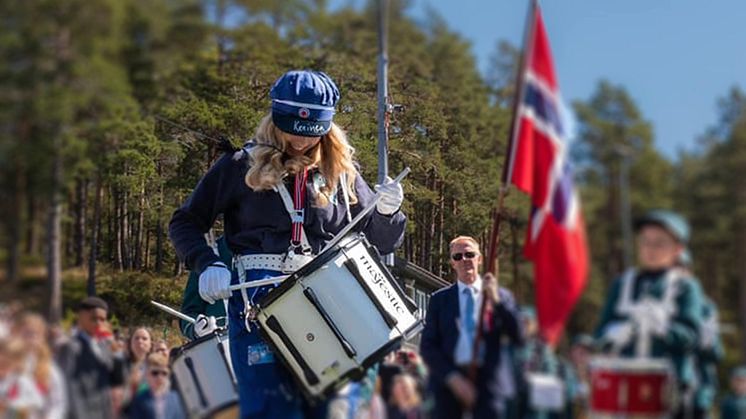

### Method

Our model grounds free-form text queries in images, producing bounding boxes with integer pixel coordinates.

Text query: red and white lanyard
[291,168,308,246]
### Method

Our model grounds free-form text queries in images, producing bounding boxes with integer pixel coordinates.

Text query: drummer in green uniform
[678,248,724,418]
[694,296,724,418]
[594,210,705,418]
[720,366,746,419]
[516,306,574,419]
[179,235,231,340]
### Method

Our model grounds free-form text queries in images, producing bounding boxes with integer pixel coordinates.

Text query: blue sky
[330,0,746,159]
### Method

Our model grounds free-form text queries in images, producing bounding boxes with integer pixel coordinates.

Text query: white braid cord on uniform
[610,268,685,357]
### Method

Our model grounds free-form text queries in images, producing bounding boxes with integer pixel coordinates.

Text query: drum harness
[613,267,700,417]
[233,169,353,332]
[614,267,683,357]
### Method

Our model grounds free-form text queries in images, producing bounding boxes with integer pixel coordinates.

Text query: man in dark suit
[56,297,126,419]
[420,236,523,419]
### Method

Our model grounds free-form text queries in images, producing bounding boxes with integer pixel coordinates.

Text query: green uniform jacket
[516,338,575,419]
[719,394,746,419]
[179,237,232,340]
[695,297,724,410]
[594,269,705,387]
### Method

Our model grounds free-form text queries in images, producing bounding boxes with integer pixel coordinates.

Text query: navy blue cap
[634,209,690,244]
[270,70,340,137]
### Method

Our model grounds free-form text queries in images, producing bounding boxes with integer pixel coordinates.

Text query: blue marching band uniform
[169,70,406,418]
[170,70,731,418]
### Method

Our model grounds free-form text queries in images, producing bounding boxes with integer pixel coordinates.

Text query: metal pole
[376,0,389,186]
[376,0,395,266]
[619,152,633,269]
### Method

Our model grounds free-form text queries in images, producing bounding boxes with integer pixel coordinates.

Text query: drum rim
[172,329,229,358]
[589,356,673,371]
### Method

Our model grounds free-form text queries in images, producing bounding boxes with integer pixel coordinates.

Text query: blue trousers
[229,268,319,419]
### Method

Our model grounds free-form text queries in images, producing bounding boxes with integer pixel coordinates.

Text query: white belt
[234,253,313,274]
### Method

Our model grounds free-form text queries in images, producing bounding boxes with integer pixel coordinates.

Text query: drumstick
[320,167,410,254]
[229,167,409,292]
[228,275,289,291]
[150,300,196,324]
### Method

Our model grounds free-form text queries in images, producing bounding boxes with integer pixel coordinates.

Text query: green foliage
[2,0,744,365]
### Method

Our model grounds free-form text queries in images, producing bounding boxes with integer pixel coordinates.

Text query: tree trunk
[47,143,63,324]
[105,186,111,262]
[134,185,145,270]
[87,173,102,296]
[143,228,151,270]
[5,164,24,283]
[437,180,445,278]
[25,191,39,256]
[121,190,131,270]
[114,189,123,271]
[74,177,87,267]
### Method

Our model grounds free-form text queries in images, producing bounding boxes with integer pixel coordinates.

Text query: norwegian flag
[506,3,589,345]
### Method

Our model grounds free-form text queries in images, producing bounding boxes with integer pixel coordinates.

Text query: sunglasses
[451,251,478,261]
[150,370,169,377]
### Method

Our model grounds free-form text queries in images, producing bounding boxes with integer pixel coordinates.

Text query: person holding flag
[594,210,705,418]
[420,236,523,419]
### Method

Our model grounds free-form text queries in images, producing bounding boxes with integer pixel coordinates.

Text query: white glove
[603,322,634,347]
[194,314,218,338]
[374,177,404,215]
[198,262,232,304]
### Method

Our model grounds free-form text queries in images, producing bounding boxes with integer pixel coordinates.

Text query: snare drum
[171,329,238,418]
[256,232,424,399]
[589,356,674,418]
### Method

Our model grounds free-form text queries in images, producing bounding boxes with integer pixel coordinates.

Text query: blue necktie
[464,287,476,339]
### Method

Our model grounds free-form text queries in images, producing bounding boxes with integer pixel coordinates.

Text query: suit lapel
[444,284,460,354]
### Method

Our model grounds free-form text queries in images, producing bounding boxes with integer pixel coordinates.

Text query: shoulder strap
[615,268,637,315]
[339,172,352,224]
[274,174,312,253]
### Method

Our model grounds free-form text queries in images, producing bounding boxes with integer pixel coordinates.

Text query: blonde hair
[449,235,481,253]
[246,114,358,206]
[15,313,53,388]
[390,373,422,409]
[146,353,169,370]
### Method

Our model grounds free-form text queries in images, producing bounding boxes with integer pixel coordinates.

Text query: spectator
[125,327,153,398]
[720,366,746,419]
[567,334,595,419]
[0,338,45,417]
[152,340,170,363]
[126,353,185,419]
[56,296,126,419]
[14,312,67,419]
[387,374,425,419]
[378,351,404,404]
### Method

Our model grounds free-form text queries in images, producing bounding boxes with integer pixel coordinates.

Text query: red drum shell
[589,357,674,417]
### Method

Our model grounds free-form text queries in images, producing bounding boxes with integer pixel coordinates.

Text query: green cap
[732,366,746,380]
[635,210,690,244]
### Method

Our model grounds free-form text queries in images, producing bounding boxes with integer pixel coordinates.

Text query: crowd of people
[0,297,185,419]
[3,288,745,419]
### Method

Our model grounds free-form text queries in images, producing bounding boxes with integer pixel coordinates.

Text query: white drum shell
[257,234,423,398]
[171,331,237,418]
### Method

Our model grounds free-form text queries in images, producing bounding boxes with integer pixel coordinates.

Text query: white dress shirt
[454,276,483,366]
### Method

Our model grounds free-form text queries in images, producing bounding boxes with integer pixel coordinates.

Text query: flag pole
[486,0,537,275]
[467,0,538,395]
